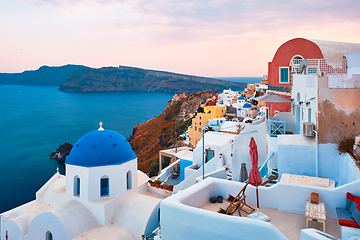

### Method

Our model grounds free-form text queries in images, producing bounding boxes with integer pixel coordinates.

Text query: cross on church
[99,121,104,131]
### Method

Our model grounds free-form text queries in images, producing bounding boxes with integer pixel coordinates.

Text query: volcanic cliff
[129,90,217,175]
[59,66,246,93]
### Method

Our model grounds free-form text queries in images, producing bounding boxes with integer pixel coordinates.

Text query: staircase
[226,169,232,180]
[262,168,278,187]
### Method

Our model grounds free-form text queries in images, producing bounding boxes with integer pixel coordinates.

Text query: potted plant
[162,184,169,190]
[168,185,173,191]
[153,178,163,188]
[148,180,155,187]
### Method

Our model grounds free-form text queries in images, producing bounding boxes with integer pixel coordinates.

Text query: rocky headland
[129,90,217,175]
[59,66,246,93]
[50,142,73,161]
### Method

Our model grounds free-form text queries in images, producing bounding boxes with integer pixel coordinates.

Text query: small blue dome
[243,103,251,108]
[238,96,245,100]
[66,129,137,167]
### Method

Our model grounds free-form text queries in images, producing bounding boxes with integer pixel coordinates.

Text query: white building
[217,89,239,106]
[1,126,161,240]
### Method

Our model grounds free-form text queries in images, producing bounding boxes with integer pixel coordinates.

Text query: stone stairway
[263,168,278,187]
[226,169,232,181]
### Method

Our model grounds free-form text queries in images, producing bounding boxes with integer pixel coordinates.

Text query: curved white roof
[308,39,360,59]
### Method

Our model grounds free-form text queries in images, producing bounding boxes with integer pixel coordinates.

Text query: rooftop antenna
[298,59,308,74]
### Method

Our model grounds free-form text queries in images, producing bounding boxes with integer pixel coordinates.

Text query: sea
[0,77,261,213]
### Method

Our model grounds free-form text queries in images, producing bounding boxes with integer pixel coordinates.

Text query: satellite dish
[298,59,308,74]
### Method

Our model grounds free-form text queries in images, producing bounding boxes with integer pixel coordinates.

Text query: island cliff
[129,90,216,175]
[59,66,246,93]
[0,65,85,86]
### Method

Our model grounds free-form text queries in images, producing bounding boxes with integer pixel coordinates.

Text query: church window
[74,175,80,197]
[126,170,132,190]
[46,231,53,240]
[100,176,109,197]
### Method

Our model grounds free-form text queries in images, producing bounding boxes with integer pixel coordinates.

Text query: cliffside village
[2,38,360,240]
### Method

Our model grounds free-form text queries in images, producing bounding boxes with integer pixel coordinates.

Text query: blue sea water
[0,77,260,213]
[0,85,173,213]
[214,77,262,84]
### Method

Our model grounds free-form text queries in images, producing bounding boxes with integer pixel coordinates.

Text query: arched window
[46,231,53,240]
[74,175,80,197]
[100,176,109,197]
[126,170,132,190]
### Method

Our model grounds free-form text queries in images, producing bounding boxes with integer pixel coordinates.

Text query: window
[100,176,109,197]
[126,170,132,190]
[200,122,201,125]
[308,108,311,123]
[74,175,80,197]
[199,128,201,132]
[199,116,201,120]
[195,126,197,131]
[279,67,289,83]
[46,231,53,240]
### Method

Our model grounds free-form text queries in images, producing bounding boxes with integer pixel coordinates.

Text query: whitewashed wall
[232,121,268,182]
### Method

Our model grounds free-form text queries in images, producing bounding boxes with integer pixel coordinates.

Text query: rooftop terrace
[200,201,340,240]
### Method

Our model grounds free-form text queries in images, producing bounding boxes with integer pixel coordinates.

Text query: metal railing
[268,120,286,137]
[291,58,347,75]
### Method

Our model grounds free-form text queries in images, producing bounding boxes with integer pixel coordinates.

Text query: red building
[266,38,360,117]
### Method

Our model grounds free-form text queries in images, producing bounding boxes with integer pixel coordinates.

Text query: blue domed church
[1,124,161,240]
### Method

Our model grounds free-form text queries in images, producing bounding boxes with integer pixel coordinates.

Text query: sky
[1,0,360,77]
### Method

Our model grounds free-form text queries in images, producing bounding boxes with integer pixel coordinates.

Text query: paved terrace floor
[200,201,341,240]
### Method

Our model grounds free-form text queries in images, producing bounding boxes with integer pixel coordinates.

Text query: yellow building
[188,106,226,147]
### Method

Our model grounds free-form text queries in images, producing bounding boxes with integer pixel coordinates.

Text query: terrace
[200,201,340,240]
[290,58,347,75]
[160,177,360,240]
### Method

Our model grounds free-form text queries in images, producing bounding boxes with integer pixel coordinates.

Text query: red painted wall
[266,38,324,116]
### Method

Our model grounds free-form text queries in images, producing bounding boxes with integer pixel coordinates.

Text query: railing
[291,58,347,75]
[268,120,286,137]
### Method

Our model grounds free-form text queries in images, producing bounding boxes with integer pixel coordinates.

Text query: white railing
[291,58,347,75]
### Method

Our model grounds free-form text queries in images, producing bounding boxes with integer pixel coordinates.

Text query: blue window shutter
[280,68,288,83]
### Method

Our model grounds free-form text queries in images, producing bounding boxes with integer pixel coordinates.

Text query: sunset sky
[1,0,360,77]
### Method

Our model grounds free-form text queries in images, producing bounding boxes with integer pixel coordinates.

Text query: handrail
[258,152,274,174]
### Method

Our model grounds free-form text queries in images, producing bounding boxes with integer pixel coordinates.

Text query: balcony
[291,58,347,75]
[268,119,286,137]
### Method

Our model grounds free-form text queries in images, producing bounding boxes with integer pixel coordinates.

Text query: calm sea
[0,85,173,213]
[0,77,261,213]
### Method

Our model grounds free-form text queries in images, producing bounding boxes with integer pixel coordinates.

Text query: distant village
[2,38,360,240]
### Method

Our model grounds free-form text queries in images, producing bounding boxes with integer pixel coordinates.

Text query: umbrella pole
[256,185,260,216]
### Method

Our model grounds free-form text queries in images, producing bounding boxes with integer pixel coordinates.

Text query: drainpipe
[313,129,318,177]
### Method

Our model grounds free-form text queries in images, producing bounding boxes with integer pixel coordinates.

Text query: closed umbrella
[247,137,270,221]
[240,163,248,183]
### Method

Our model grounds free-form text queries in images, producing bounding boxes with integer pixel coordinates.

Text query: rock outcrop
[50,142,73,161]
[59,66,246,93]
[129,90,216,175]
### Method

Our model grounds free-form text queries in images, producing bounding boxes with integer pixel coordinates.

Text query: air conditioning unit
[303,122,315,137]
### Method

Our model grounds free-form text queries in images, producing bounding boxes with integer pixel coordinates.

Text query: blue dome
[238,96,245,100]
[66,129,137,167]
[243,103,251,108]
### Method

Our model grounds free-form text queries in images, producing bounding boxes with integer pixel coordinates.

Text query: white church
[0,123,161,240]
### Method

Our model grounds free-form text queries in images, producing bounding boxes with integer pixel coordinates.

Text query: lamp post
[202,128,205,180]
